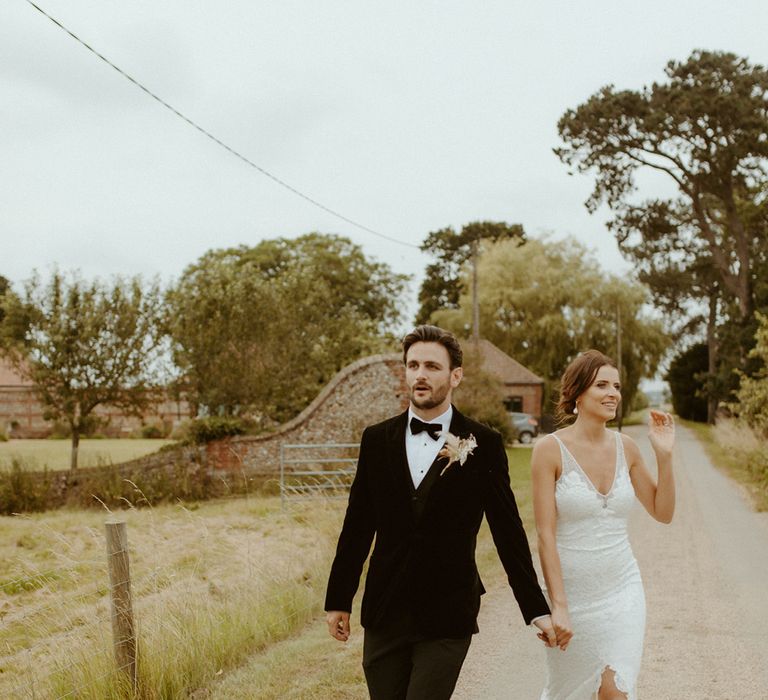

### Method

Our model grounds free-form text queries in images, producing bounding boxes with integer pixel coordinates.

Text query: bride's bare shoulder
[618,431,642,461]
[532,433,561,461]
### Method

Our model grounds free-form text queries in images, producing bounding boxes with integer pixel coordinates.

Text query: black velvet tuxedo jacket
[324,406,549,639]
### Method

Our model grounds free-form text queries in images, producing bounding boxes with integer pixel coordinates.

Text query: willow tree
[433,236,669,415]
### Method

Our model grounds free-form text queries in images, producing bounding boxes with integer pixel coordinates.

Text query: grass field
[0,439,176,471]
[1,447,535,699]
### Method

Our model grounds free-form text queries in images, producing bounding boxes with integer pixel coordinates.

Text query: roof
[470,338,544,385]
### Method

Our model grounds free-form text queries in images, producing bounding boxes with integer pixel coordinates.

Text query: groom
[325,325,554,699]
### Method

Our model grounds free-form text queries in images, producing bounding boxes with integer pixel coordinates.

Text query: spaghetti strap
[614,431,627,475]
[550,434,576,476]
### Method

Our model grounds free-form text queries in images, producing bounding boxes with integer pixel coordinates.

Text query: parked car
[509,412,539,444]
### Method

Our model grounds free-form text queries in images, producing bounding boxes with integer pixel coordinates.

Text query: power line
[25,1,420,250]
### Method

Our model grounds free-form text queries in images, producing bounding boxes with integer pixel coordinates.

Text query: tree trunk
[707,294,719,425]
[724,197,754,326]
[70,428,80,470]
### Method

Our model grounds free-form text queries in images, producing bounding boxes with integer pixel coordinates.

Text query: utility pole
[471,239,480,341]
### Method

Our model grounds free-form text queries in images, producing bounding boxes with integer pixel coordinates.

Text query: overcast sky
[3,1,768,326]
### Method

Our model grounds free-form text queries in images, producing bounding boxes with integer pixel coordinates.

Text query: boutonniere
[438,431,477,476]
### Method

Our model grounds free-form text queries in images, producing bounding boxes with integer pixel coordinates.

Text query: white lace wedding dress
[540,431,645,700]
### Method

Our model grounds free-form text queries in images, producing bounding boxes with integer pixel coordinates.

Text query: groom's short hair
[402,325,463,369]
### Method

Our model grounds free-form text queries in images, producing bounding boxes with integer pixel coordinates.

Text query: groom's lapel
[386,410,414,497]
[447,404,467,440]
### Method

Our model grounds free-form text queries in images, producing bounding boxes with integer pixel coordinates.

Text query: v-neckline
[557,432,619,498]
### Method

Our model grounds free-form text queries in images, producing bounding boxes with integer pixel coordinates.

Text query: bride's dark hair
[556,350,617,424]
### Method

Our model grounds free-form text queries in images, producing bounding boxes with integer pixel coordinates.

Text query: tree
[608,200,729,421]
[0,272,166,468]
[431,236,669,415]
[166,233,408,422]
[556,50,768,362]
[452,343,514,443]
[734,312,768,436]
[0,275,8,324]
[416,221,525,328]
[665,343,709,422]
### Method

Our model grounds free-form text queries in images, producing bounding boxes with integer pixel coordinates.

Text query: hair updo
[556,349,617,423]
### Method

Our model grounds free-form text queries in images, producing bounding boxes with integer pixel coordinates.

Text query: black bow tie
[410,416,443,440]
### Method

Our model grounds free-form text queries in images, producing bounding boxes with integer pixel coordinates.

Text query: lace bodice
[553,431,637,547]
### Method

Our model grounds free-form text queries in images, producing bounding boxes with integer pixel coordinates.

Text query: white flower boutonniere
[438,431,477,476]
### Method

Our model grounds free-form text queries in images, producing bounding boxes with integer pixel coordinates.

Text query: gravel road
[453,424,768,699]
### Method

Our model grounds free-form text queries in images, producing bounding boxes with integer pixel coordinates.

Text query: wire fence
[2,485,351,699]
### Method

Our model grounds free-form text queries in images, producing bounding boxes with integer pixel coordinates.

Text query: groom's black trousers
[362,615,472,700]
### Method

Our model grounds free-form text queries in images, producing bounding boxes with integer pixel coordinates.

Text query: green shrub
[48,421,72,439]
[185,416,249,444]
[169,419,192,440]
[0,454,273,513]
[0,430,7,442]
[734,312,768,437]
[141,423,166,439]
[0,460,53,514]
[745,448,768,488]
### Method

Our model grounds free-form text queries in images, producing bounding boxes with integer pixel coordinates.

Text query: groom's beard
[409,380,450,410]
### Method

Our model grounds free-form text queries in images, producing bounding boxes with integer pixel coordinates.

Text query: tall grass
[2,448,537,699]
[2,496,344,699]
[686,418,768,511]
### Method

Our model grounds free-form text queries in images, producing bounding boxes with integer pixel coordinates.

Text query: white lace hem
[540,662,635,700]
[589,663,632,699]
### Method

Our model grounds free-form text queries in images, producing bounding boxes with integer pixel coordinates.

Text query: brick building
[469,339,544,416]
[0,357,192,438]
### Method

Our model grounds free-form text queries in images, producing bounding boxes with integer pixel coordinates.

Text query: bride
[532,350,675,700]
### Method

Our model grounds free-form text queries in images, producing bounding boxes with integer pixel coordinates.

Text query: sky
[3,1,768,332]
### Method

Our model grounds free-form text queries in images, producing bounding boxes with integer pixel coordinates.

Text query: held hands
[534,611,573,651]
[326,610,350,642]
[535,610,573,651]
[648,410,675,456]
[551,608,573,650]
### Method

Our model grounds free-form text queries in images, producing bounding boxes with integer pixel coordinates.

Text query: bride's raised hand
[648,410,675,455]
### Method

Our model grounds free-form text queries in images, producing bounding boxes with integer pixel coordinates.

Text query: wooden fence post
[105,520,137,690]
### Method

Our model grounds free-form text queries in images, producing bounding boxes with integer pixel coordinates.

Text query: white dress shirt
[405,405,452,489]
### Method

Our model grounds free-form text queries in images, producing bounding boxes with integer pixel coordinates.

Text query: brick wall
[110,354,408,475]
